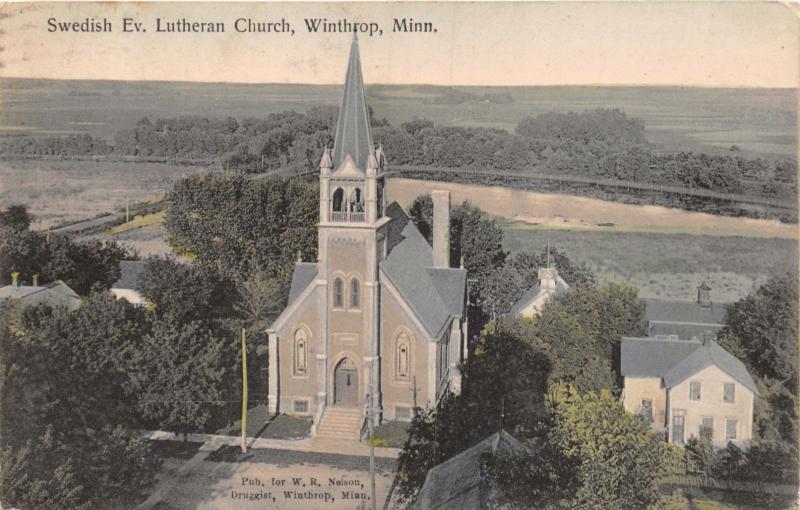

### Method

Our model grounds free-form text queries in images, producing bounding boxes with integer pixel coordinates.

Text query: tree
[719,275,797,386]
[0,294,158,509]
[0,205,31,232]
[550,386,681,509]
[164,175,318,288]
[138,256,235,327]
[129,320,228,439]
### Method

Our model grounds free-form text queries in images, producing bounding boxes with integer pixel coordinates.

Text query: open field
[502,222,797,302]
[0,158,202,228]
[2,79,795,158]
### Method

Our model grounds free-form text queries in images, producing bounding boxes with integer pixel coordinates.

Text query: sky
[2,1,799,87]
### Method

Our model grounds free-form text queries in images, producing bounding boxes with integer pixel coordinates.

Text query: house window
[294,329,307,376]
[667,334,679,341]
[350,278,360,309]
[640,399,653,423]
[293,400,309,414]
[395,406,412,421]
[723,383,735,403]
[333,278,344,308]
[726,419,738,440]
[396,334,410,379]
[701,417,714,440]
[672,413,685,445]
[689,381,701,401]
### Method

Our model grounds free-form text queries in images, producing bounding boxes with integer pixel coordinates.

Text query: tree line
[2,107,796,201]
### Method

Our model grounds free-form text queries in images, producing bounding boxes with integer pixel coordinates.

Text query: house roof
[112,260,145,292]
[413,431,527,510]
[509,273,569,316]
[287,262,318,305]
[331,34,373,172]
[643,299,728,325]
[621,337,756,393]
[0,280,81,310]
[380,203,466,339]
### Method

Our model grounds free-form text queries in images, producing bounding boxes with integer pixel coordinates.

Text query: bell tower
[315,34,388,419]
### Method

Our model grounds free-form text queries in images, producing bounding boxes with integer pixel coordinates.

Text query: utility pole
[241,328,248,453]
[368,386,377,510]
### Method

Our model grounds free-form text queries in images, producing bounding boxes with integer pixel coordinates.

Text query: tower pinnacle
[332,34,374,171]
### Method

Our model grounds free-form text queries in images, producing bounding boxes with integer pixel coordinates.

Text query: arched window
[350,188,364,212]
[332,188,344,212]
[294,329,307,376]
[397,334,410,379]
[350,278,360,309]
[333,278,344,308]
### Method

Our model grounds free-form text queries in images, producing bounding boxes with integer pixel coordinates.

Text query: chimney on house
[10,272,19,287]
[697,281,712,308]
[432,190,451,268]
[32,274,39,287]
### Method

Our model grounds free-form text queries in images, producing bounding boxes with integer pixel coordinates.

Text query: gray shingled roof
[332,34,373,172]
[643,299,728,325]
[621,337,756,393]
[112,260,145,291]
[413,432,527,510]
[287,262,318,305]
[0,281,81,310]
[380,203,466,339]
[649,321,724,341]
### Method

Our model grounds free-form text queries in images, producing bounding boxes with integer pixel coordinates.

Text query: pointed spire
[332,35,374,171]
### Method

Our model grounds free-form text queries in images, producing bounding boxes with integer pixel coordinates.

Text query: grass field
[2,79,795,158]
[502,221,797,302]
[0,158,200,228]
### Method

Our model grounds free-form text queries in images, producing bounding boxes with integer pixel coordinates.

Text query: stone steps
[315,407,364,440]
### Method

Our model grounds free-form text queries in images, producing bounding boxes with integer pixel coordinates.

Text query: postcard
[1,2,798,509]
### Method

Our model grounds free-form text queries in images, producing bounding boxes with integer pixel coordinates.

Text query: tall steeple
[332,33,374,171]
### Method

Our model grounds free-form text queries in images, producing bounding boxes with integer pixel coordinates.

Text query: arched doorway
[333,357,359,406]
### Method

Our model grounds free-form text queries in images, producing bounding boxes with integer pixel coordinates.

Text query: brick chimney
[432,190,450,268]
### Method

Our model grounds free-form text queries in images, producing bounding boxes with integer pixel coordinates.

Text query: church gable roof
[331,35,373,173]
[287,262,318,305]
[380,203,466,339]
[509,273,569,316]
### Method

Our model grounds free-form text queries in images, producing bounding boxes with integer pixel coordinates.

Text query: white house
[111,261,146,306]
[509,267,569,318]
[621,336,756,448]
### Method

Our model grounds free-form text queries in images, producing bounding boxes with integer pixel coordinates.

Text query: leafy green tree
[0,295,158,509]
[550,386,681,510]
[719,275,797,386]
[138,256,235,326]
[0,205,31,232]
[164,175,318,288]
[0,220,127,293]
[129,320,228,439]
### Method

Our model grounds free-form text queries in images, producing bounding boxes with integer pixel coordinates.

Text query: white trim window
[689,381,701,401]
[723,383,735,403]
[294,329,308,376]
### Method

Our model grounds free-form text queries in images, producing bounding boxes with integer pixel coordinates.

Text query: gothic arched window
[294,329,307,376]
[350,277,360,309]
[332,188,345,212]
[350,188,364,212]
[397,334,410,379]
[333,278,344,308]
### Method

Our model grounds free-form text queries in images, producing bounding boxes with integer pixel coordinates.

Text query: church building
[266,36,468,437]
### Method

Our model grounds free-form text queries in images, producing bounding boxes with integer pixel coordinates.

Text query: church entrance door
[333,357,359,406]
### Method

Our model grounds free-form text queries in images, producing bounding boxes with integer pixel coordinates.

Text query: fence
[661,473,799,496]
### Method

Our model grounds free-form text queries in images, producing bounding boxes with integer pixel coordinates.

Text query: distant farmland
[1,78,795,157]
